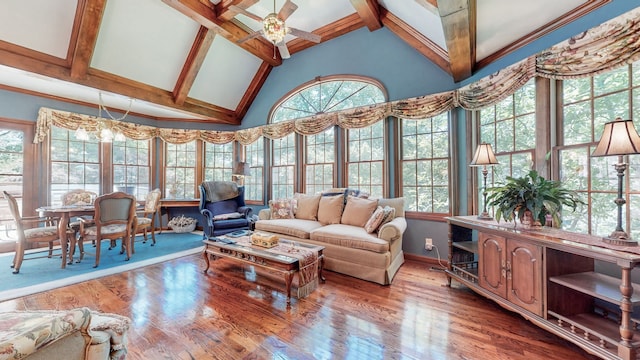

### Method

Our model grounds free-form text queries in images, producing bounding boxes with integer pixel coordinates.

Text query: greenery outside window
[347,122,384,198]
[204,142,233,181]
[400,113,450,215]
[305,128,335,195]
[270,75,386,198]
[244,137,264,203]
[113,138,151,199]
[165,141,196,199]
[558,62,640,236]
[50,127,100,205]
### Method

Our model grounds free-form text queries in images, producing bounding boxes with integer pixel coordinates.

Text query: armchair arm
[238,206,253,218]
[258,209,271,220]
[377,217,407,242]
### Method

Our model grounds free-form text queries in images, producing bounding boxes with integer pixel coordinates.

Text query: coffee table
[202,237,325,304]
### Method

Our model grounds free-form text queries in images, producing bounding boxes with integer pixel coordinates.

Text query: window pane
[401,113,450,214]
[165,141,197,198]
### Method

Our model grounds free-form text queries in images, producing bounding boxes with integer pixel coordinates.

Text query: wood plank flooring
[0,254,598,359]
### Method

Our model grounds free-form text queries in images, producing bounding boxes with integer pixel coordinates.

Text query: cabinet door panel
[507,239,542,316]
[479,233,506,298]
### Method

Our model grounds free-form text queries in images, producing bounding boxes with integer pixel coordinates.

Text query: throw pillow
[294,193,321,221]
[270,198,295,220]
[317,194,344,225]
[377,205,396,231]
[364,206,385,233]
[341,196,378,227]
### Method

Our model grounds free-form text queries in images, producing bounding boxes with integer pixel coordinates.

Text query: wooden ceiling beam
[287,13,364,55]
[349,0,382,31]
[380,7,450,76]
[70,0,106,80]
[0,44,237,123]
[437,0,475,82]
[161,0,282,66]
[216,0,259,21]
[173,26,216,105]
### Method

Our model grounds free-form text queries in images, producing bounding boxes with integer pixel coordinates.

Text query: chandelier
[75,93,132,143]
[263,13,287,44]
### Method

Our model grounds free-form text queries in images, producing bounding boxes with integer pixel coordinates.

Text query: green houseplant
[486,170,585,227]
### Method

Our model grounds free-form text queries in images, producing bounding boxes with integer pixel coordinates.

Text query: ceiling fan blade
[236,30,263,44]
[288,27,321,43]
[278,0,298,21]
[276,41,291,59]
[229,5,264,23]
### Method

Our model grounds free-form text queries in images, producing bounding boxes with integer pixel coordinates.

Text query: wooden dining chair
[78,191,136,268]
[2,191,71,274]
[134,188,161,247]
[61,189,98,245]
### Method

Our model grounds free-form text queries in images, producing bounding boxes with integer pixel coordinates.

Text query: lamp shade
[592,118,640,157]
[470,143,499,166]
[233,162,251,176]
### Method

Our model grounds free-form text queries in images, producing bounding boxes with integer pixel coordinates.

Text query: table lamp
[470,143,499,220]
[232,161,251,186]
[591,117,640,246]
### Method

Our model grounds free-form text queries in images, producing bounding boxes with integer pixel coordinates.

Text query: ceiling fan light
[263,13,287,44]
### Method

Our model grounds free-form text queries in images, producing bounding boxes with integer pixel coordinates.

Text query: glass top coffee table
[202,236,324,304]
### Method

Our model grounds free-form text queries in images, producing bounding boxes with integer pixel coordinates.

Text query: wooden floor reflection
[0,255,598,359]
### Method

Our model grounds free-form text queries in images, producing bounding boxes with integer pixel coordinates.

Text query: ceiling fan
[230,0,321,59]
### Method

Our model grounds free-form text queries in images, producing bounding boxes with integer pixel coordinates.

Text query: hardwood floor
[0,254,597,359]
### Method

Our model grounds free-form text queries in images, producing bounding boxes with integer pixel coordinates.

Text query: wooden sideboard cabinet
[446,216,640,360]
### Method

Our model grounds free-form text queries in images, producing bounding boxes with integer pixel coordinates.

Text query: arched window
[269,76,387,198]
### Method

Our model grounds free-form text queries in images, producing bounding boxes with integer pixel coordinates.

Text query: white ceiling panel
[378,0,446,50]
[0,0,77,58]
[189,36,263,110]
[476,0,588,60]
[0,64,203,119]
[91,0,200,91]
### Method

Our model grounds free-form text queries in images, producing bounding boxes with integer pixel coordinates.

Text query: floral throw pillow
[270,198,296,219]
[364,206,385,233]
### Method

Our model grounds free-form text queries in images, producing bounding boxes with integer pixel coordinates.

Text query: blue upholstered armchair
[198,181,253,238]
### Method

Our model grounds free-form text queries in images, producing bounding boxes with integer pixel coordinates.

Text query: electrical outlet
[425,238,433,251]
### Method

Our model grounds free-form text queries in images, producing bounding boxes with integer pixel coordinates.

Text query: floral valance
[34,6,640,145]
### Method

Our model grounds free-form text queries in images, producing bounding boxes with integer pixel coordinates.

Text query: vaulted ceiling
[0,0,612,125]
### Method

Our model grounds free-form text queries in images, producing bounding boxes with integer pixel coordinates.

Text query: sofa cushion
[317,195,344,225]
[255,219,323,239]
[310,224,390,253]
[294,193,321,221]
[377,206,396,230]
[269,199,295,219]
[364,206,385,233]
[341,196,378,227]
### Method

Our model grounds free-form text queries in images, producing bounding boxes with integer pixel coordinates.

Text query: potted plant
[486,170,585,227]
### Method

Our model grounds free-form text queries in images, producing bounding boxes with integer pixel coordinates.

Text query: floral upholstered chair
[0,307,131,360]
[61,189,98,246]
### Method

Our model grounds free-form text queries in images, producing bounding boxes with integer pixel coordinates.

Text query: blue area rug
[0,231,204,302]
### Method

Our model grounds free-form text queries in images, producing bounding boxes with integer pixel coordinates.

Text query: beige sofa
[256,192,406,285]
[0,307,130,360]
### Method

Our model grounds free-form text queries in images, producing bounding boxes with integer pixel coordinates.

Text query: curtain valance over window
[34,6,640,145]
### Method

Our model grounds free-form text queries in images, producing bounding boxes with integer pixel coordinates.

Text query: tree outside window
[113,138,150,199]
[558,63,640,236]
[401,113,450,214]
[50,127,100,205]
[165,141,196,199]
